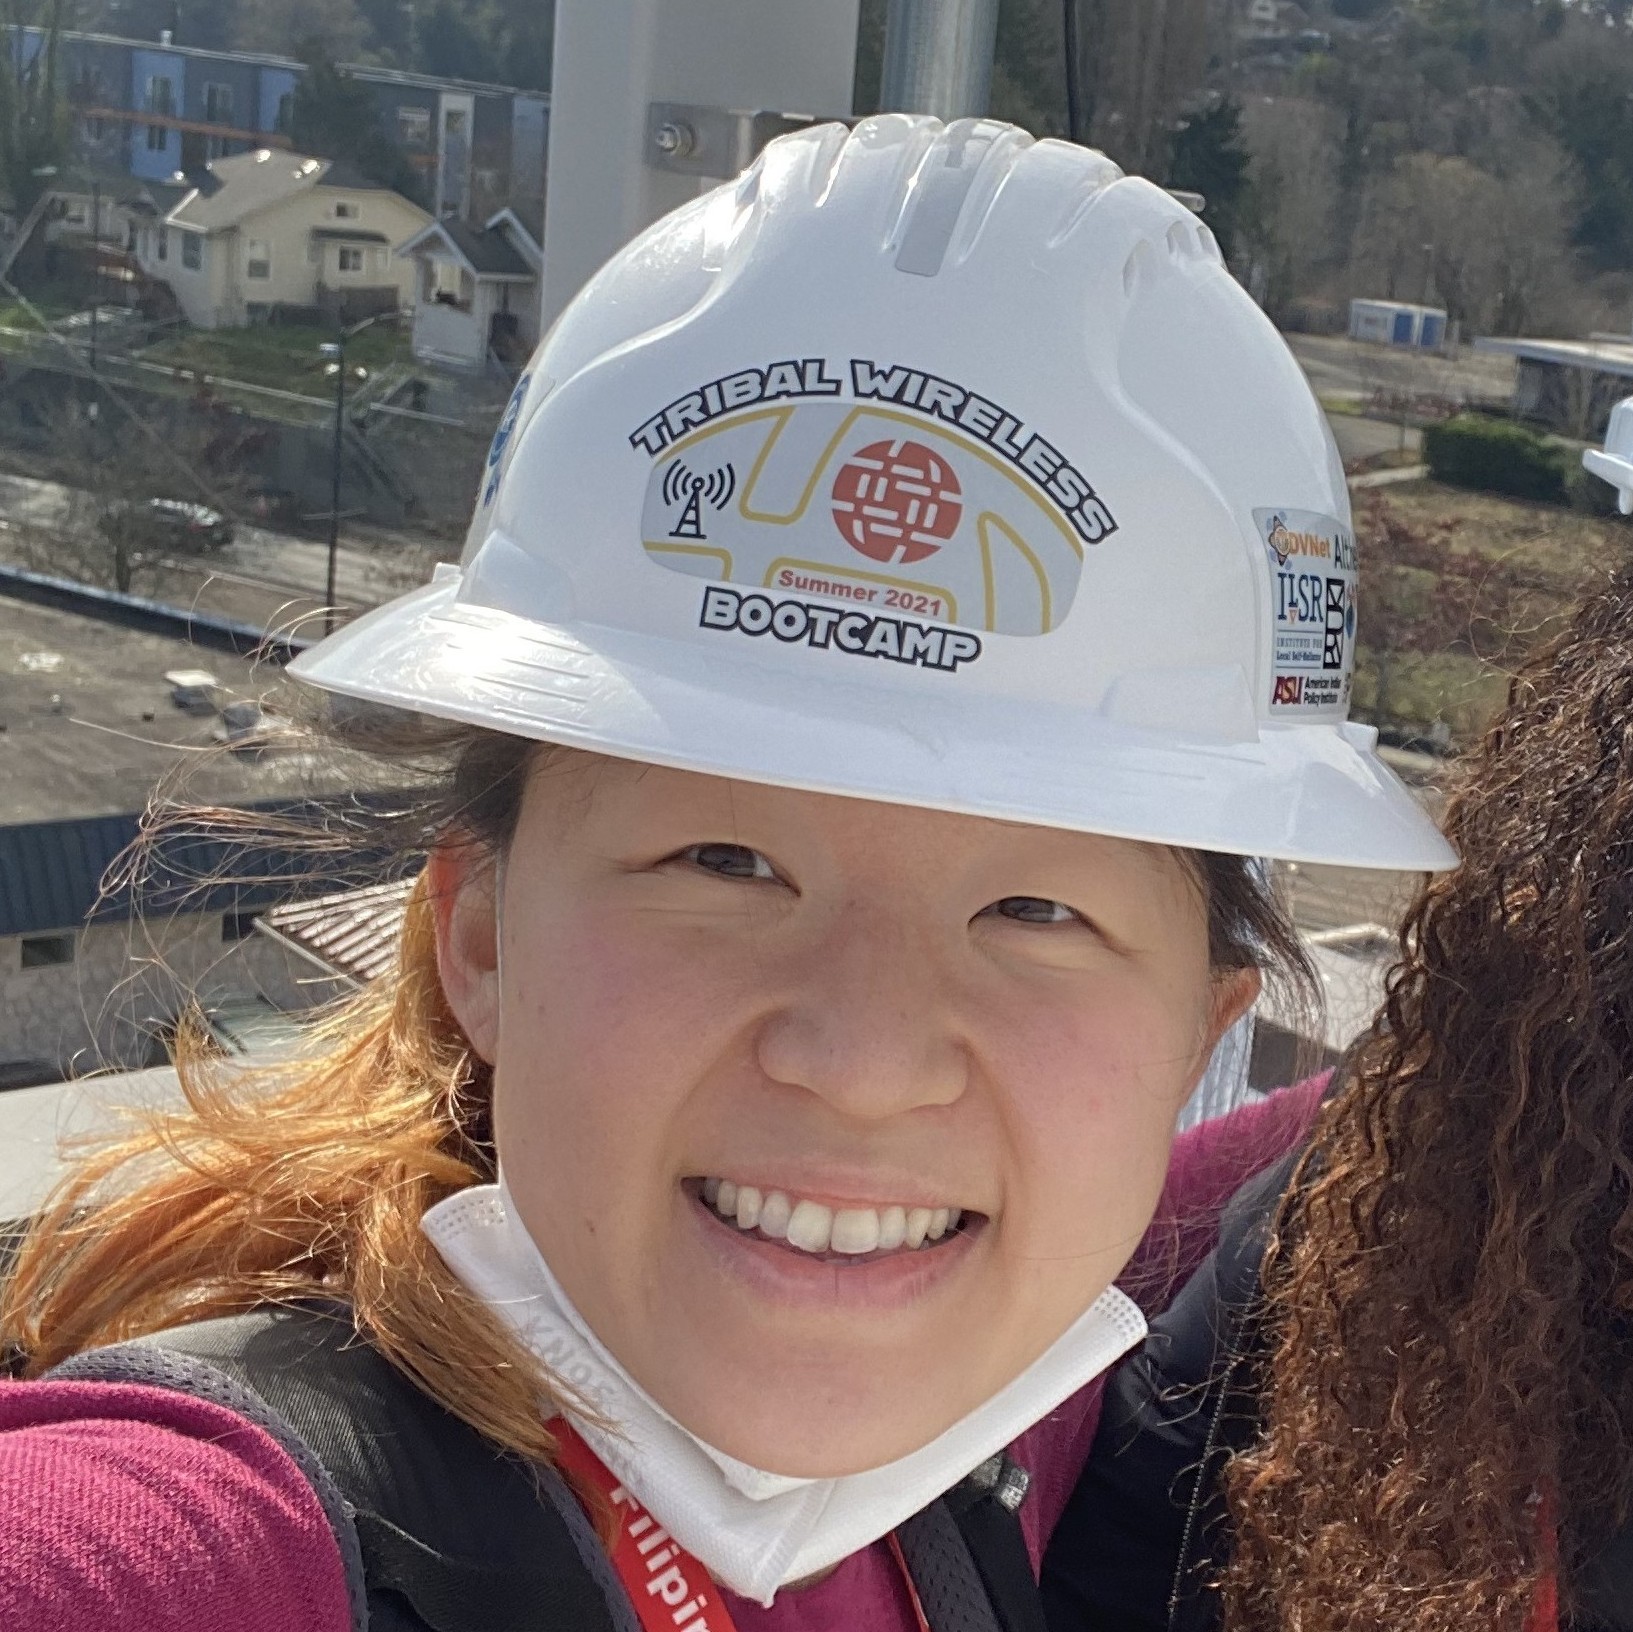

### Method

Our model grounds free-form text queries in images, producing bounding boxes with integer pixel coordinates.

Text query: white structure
[130,148,432,329]
[397,208,540,371]
[1349,298,1449,349]
[540,0,861,327]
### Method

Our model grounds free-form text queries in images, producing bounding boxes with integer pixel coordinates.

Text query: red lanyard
[551,1421,932,1632]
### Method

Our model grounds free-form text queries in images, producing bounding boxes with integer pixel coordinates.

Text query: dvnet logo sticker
[699,584,983,672]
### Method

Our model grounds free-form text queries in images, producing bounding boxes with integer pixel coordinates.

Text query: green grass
[140,321,414,396]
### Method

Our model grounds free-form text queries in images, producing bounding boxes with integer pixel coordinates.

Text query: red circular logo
[830,439,963,565]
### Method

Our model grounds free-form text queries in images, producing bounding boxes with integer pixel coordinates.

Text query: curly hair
[1223,557,1633,1631]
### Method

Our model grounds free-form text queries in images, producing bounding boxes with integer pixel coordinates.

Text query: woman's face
[433,755,1255,1476]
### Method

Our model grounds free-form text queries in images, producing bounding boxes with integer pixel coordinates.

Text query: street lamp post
[320,338,349,634]
[318,307,399,634]
[89,179,101,374]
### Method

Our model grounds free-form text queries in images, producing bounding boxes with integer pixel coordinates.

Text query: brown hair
[1223,557,1633,1631]
[1,706,1312,1466]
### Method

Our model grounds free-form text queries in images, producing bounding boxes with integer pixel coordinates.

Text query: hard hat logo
[642,389,1089,639]
[831,439,962,566]
[1255,507,1359,717]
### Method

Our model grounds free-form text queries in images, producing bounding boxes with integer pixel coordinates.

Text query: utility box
[1349,298,1449,350]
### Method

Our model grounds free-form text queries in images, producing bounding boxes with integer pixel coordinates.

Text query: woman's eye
[981,896,1081,926]
[681,843,778,881]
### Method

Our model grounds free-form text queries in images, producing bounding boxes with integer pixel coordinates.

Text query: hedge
[1422,415,1567,503]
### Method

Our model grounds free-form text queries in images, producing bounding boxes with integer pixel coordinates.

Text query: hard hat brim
[290,579,1456,873]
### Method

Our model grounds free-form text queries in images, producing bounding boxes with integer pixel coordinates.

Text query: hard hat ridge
[292,115,1456,873]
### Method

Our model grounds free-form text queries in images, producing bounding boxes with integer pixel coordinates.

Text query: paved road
[1328,413,1421,465]
[1288,332,1515,403]
[0,469,441,629]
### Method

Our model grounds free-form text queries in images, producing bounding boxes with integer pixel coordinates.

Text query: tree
[419,1,498,84]
[1079,0,1212,175]
[233,0,368,63]
[0,0,68,217]
[1531,29,1633,270]
[1167,97,1251,262]
[1237,97,1342,319]
[286,47,419,199]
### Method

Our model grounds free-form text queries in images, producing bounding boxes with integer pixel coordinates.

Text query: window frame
[19,932,75,970]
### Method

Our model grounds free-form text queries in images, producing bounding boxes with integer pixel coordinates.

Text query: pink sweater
[0,1081,1323,1632]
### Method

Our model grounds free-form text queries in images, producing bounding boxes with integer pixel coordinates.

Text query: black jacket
[1040,1148,1633,1632]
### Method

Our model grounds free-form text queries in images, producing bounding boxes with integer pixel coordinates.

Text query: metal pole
[879,0,1001,120]
[89,181,100,374]
[326,340,344,635]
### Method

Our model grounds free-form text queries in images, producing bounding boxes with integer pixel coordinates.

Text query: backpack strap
[49,1303,629,1632]
[53,1300,1048,1632]
[937,1452,1047,1632]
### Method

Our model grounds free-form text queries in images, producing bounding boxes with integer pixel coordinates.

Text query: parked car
[100,498,236,553]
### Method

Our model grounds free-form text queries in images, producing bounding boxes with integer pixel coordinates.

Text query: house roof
[257,877,413,987]
[1475,335,1633,381]
[311,228,391,244]
[167,150,423,237]
[315,159,390,194]
[49,25,550,101]
[397,215,538,281]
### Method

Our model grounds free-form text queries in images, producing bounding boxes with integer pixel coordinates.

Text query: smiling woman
[1,114,1447,1632]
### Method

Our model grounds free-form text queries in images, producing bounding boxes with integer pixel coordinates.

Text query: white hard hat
[292,116,1453,871]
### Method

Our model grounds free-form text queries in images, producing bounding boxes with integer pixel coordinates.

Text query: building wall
[0,912,348,1080]
[31,29,547,225]
[129,46,186,181]
[136,184,427,328]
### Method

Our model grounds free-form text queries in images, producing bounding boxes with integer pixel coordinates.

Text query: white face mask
[421,1177,1145,1607]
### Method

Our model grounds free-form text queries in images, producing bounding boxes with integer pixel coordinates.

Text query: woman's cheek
[1000,996,1191,1260]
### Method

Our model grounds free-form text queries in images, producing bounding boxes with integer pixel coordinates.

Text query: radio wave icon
[663,460,737,539]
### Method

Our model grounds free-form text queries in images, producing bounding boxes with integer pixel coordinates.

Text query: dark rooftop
[0,582,333,828]
[0,576,412,936]
[436,217,536,280]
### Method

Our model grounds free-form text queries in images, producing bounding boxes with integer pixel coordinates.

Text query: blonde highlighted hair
[0,715,587,1465]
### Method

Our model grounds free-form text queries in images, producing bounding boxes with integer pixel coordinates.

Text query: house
[128,148,432,329]
[397,208,541,371]
[6,24,548,229]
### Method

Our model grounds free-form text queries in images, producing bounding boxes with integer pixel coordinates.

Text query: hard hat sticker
[1256,508,1357,715]
[634,359,1112,639]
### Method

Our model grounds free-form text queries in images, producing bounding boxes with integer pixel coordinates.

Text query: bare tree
[1238,97,1343,317]
[10,397,255,594]
[1082,0,1212,174]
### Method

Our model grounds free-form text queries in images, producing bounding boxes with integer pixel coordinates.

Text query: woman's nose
[753,909,969,1119]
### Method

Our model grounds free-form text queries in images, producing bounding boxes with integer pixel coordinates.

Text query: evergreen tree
[419,0,498,84]
[0,0,67,216]
[1167,97,1251,262]
[287,46,420,200]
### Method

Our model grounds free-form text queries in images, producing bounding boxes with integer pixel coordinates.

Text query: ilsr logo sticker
[633,359,1113,641]
[1256,508,1358,716]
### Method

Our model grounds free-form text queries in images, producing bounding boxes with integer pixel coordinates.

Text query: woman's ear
[426,843,501,1064]
[1186,965,1262,1094]
[1210,965,1262,1046]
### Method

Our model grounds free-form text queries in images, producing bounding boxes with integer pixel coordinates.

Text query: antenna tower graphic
[663,460,737,539]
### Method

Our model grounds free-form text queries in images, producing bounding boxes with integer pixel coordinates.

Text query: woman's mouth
[691,1176,977,1263]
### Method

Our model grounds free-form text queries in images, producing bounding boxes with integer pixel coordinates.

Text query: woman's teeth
[700,1177,962,1256]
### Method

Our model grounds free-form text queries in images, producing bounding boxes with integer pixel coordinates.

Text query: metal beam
[540,0,861,330]
[878,0,1001,120]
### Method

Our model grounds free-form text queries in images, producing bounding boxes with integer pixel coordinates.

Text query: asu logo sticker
[634,360,1109,642]
[1256,507,1358,717]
